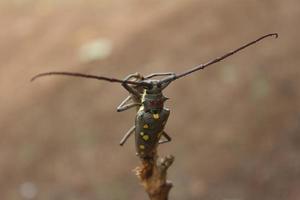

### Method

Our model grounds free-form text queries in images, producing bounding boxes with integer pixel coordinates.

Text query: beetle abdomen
[135,108,170,159]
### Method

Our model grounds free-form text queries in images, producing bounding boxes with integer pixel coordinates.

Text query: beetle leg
[117,95,141,112]
[119,126,135,146]
[122,73,143,98]
[145,72,175,79]
[118,73,143,111]
[158,131,172,144]
[122,83,140,98]
[117,102,141,112]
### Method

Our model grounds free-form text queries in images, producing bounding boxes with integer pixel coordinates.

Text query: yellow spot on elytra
[142,135,150,141]
[143,124,149,129]
[140,132,144,136]
[139,145,145,149]
[153,113,160,119]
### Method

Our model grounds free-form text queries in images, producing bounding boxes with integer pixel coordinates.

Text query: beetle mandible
[31,33,278,159]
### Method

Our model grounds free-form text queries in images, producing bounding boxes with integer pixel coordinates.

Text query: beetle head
[141,80,169,112]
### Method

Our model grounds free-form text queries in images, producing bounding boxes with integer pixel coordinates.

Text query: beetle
[31,33,278,159]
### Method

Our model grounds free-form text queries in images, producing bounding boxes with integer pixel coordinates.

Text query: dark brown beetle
[31,33,278,159]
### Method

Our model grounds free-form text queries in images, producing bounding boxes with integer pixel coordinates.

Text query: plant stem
[135,153,174,200]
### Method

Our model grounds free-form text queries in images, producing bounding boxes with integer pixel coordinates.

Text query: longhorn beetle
[31,33,278,159]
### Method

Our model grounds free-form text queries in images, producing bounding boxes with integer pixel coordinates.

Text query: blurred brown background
[0,0,299,199]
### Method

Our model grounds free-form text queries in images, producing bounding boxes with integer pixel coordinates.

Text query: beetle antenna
[31,71,151,87]
[160,33,278,84]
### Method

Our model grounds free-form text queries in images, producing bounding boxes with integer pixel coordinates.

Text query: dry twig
[135,152,174,200]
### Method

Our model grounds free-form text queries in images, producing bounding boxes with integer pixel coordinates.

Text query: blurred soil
[0,0,300,199]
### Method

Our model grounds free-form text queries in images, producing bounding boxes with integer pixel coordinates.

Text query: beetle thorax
[141,81,168,112]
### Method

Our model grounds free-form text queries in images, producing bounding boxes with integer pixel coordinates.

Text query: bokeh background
[1,0,299,199]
